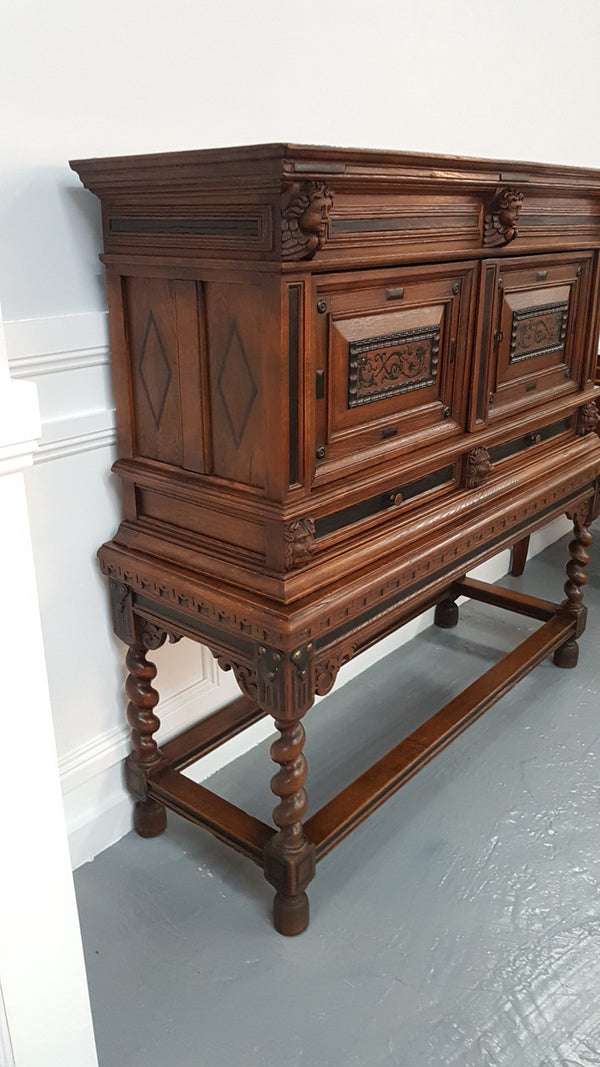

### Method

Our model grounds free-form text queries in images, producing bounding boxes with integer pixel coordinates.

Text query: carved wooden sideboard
[71,144,600,935]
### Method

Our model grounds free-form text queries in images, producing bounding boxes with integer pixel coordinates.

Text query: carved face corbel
[483,187,524,247]
[462,446,492,489]
[281,181,334,261]
[284,517,316,571]
[576,400,600,437]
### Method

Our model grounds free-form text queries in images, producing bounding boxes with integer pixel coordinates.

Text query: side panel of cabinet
[205,279,267,489]
[119,275,210,471]
[115,271,275,492]
[124,276,185,466]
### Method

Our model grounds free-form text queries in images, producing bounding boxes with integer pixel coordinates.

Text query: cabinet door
[310,262,475,485]
[472,252,595,426]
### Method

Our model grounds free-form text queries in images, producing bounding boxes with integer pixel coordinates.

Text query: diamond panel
[217,322,258,448]
[138,312,172,429]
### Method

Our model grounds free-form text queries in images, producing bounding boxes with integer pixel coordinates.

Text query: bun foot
[553,639,579,670]
[434,598,459,629]
[273,891,310,936]
[134,798,167,837]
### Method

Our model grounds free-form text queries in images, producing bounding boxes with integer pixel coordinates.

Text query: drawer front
[306,414,579,571]
[311,262,475,484]
[473,252,595,425]
[314,463,456,542]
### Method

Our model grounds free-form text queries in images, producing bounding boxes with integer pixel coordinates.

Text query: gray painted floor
[75,529,600,1067]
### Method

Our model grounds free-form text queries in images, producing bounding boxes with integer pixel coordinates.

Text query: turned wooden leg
[263,717,316,936]
[434,597,459,628]
[510,535,530,577]
[125,642,167,837]
[553,515,593,669]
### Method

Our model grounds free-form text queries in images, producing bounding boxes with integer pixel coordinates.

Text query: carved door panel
[472,251,595,426]
[310,262,475,485]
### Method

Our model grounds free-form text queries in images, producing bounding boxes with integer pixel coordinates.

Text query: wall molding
[9,346,109,379]
[35,423,116,464]
[4,311,117,463]
[3,309,116,463]
[5,310,109,369]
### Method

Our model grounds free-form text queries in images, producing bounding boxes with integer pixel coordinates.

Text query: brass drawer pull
[381,425,399,439]
[386,287,404,300]
[537,270,548,281]
[383,490,404,507]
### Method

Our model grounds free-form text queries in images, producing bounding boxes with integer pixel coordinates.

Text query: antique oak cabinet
[71,144,600,935]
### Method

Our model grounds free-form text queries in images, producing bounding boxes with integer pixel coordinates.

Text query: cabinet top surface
[70,142,600,193]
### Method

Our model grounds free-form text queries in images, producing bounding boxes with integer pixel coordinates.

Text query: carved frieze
[284,518,316,571]
[109,582,181,649]
[566,500,593,529]
[315,645,357,696]
[214,654,259,702]
[462,446,492,489]
[348,326,440,407]
[142,622,183,650]
[483,187,524,247]
[109,579,136,645]
[281,181,334,261]
[510,301,568,363]
[576,400,599,436]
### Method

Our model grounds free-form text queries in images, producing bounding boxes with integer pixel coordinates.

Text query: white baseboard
[64,670,220,869]
[65,772,134,873]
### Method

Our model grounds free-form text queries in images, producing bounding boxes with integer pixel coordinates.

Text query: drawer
[314,463,456,543]
[471,251,595,426]
[310,262,475,484]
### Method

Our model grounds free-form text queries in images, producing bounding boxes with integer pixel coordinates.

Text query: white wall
[1,0,598,866]
[0,305,98,1066]
[3,0,600,322]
